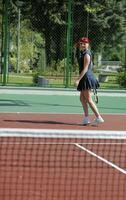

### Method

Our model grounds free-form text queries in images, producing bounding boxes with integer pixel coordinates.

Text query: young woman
[75,37,104,125]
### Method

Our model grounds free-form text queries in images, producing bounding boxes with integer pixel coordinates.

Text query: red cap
[79,37,90,43]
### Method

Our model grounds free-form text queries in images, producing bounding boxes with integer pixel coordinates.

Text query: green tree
[8,0,126,73]
[10,19,44,73]
[30,0,66,66]
[74,0,126,49]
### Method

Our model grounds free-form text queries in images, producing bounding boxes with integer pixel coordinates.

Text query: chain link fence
[0,0,126,88]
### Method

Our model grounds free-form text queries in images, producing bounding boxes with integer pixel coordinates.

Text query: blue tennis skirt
[77,73,100,91]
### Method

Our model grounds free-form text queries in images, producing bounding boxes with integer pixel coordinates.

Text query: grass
[100,82,120,89]
[7,74,33,84]
[0,73,124,90]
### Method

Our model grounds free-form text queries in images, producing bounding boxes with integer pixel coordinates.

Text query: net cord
[0,128,126,139]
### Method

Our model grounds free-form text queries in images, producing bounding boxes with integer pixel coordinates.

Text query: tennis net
[0,128,126,200]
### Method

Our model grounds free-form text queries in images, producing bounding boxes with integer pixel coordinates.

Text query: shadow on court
[4,119,82,126]
[0,99,28,106]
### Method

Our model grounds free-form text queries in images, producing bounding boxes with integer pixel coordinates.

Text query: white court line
[0,111,126,115]
[0,89,126,97]
[75,143,126,175]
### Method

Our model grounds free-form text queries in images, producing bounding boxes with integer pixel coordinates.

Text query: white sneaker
[82,117,90,125]
[92,116,104,126]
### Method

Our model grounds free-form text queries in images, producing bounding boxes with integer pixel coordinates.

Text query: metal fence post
[125,45,126,69]
[17,7,21,73]
[3,0,9,85]
[0,0,4,81]
[65,0,73,87]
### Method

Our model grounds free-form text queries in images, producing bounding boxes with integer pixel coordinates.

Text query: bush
[32,71,39,85]
[116,70,126,88]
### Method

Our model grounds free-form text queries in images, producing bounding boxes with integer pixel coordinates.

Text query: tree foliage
[74,1,126,50]
[2,0,126,73]
[30,0,126,63]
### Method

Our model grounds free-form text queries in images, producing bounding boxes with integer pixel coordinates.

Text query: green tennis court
[0,87,126,114]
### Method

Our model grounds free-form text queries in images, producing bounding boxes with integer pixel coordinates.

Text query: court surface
[0,87,126,130]
[0,87,126,200]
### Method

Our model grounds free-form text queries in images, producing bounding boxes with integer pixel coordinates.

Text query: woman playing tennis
[75,37,104,125]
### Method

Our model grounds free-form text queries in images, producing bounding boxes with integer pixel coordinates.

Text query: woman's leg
[80,92,88,117]
[82,90,100,117]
